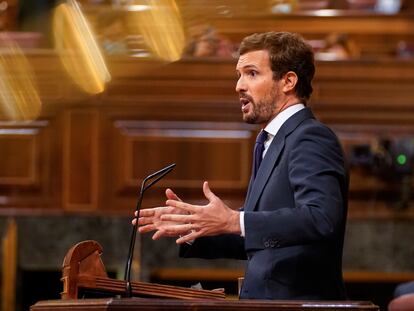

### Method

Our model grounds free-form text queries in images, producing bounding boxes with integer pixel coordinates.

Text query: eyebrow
[236,64,259,73]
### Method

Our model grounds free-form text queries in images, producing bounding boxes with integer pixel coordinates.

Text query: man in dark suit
[137,32,348,300]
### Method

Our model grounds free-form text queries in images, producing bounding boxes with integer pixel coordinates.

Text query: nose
[235,76,246,93]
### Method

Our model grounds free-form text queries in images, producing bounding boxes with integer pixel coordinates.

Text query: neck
[261,99,301,128]
[277,97,301,114]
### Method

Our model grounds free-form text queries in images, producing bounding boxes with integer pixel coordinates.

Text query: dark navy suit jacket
[180,108,348,300]
[394,281,414,297]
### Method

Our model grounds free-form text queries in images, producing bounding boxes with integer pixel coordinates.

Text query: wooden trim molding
[62,109,99,211]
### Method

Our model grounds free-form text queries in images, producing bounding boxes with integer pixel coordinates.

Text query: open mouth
[240,97,252,113]
[240,98,250,107]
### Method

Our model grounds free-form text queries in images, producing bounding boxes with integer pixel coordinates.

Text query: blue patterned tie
[253,130,268,179]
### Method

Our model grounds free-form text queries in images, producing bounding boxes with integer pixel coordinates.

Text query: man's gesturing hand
[161,181,241,244]
[135,188,186,240]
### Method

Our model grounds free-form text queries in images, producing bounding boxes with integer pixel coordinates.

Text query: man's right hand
[134,188,186,240]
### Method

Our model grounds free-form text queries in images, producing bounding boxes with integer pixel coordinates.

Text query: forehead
[236,50,270,71]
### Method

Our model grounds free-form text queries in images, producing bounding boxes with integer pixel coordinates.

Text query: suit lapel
[244,108,314,212]
[244,131,285,211]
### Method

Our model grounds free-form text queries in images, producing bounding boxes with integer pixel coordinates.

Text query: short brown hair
[238,32,315,103]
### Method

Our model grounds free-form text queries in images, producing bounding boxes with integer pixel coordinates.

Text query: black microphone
[124,163,176,297]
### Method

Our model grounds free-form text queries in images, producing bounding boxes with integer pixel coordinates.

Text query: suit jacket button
[273,240,280,247]
[264,241,270,248]
[270,241,275,247]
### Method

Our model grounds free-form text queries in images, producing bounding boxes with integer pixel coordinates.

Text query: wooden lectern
[32,298,380,311]
[31,240,380,311]
[60,240,224,300]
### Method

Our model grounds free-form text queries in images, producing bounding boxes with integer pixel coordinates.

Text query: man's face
[236,50,282,125]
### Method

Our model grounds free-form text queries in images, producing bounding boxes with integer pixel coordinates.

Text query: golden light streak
[53,0,110,94]
[129,0,186,62]
[0,37,42,121]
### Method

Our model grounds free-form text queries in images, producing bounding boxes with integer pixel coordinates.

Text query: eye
[248,70,258,77]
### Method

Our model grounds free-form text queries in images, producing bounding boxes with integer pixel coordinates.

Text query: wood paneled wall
[1,51,414,217]
[0,119,59,209]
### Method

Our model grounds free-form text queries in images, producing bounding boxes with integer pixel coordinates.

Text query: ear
[282,71,298,93]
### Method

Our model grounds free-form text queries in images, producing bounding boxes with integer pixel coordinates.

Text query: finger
[152,229,172,240]
[176,230,200,244]
[161,223,194,236]
[138,224,156,233]
[166,188,182,202]
[166,200,199,214]
[139,208,156,217]
[203,181,218,202]
[152,231,162,240]
[160,214,193,223]
[137,217,154,226]
[132,218,137,225]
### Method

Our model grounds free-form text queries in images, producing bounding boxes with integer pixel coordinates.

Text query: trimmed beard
[242,89,278,124]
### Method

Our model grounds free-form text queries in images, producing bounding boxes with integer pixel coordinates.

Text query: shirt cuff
[239,211,245,237]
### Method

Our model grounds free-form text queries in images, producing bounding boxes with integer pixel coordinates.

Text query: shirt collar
[264,103,305,138]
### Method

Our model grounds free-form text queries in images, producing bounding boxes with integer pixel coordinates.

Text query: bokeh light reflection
[53,0,111,94]
[128,0,186,62]
[0,36,42,121]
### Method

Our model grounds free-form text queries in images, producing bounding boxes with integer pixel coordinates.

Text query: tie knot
[256,130,268,145]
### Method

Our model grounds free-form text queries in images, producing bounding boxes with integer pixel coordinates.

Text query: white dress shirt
[239,104,305,237]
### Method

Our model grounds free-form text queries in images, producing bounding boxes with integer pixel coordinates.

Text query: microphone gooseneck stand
[124,163,176,298]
